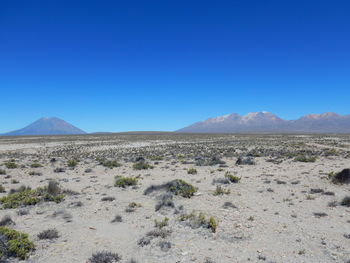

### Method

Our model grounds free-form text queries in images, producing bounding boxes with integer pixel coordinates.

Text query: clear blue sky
[1,0,349,133]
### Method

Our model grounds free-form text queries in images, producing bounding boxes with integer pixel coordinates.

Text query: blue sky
[1,0,349,133]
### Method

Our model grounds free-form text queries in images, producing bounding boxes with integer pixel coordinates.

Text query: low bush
[114,176,138,188]
[37,228,59,240]
[144,179,197,198]
[67,159,78,167]
[179,212,217,233]
[132,161,153,170]
[100,160,121,169]
[0,226,34,260]
[213,186,230,196]
[88,251,121,263]
[187,168,197,175]
[294,155,316,163]
[0,181,65,209]
[154,217,169,229]
[340,196,350,207]
[224,172,241,183]
[4,161,18,169]
[30,162,42,168]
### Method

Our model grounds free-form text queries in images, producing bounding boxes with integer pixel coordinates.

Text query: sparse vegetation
[0,181,65,209]
[213,185,230,195]
[293,155,316,163]
[179,212,217,233]
[154,217,169,229]
[37,228,59,240]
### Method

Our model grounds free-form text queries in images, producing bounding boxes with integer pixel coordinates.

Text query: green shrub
[224,172,241,183]
[0,185,5,193]
[114,176,138,188]
[208,216,218,233]
[168,179,197,198]
[0,189,40,209]
[0,182,65,209]
[213,186,230,196]
[293,155,316,163]
[154,217,169,229]
[179,212,217,233]
[30,162,42,168]
[67,159,78,167]
[187,168,197,175]
[133,162,153,170]
[100,160,121,169]
[149,155,164,161]
[0,227,34,259]
[0,169,6,175]
[4,162,18,169]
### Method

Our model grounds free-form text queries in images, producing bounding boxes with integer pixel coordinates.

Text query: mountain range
[3,117,86,136]
[2,112,350,136]
[177,112,350,133]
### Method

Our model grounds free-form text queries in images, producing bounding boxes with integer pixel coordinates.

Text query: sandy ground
[0,134,349,263]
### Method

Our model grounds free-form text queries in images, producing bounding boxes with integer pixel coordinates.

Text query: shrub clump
[213,186,230,196]
[100,160,121,169]
[132,161,153,170]
[224,172,241,183]
[340,196,350,207]
[168,179,197,198]
[330,169,350,184]
[114,176,138,188]
[0,189,40,209]
[154,217,169,229]
[0,185,5,193]
[88,251,121,263]
[293,155,316,163]
[144,179,197,198]
[179,212,217,233]
[67,159,78,167]
[187,168,197,175]
[0,215,15,226]
[0,181,65,209]
[37,228,59,240]
[4,161,18,169]
[0,169,6,175]
[0,226,34,260]
[30,162,42,168]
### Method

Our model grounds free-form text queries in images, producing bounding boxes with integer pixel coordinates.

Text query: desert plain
[0,133,349,263]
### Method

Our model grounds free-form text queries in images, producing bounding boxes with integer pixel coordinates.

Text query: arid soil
[0,134,349,263]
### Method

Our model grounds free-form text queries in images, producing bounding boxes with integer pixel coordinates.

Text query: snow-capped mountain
[177,112,350,133]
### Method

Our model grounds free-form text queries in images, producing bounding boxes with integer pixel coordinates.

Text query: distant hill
[177,112,350,133]
[3,117,86,136]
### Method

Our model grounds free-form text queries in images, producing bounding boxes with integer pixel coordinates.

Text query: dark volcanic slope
[177,112,350,133]
[3,117,86,136]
